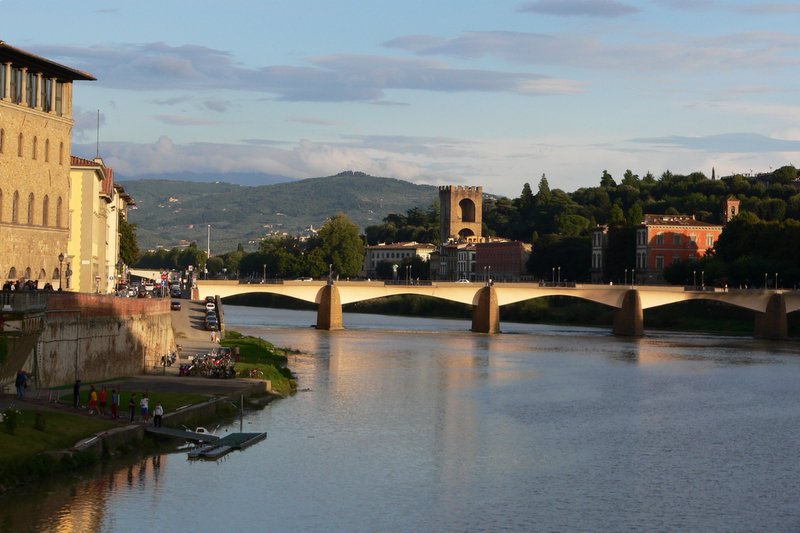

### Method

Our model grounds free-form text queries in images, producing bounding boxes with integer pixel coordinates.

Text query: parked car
[205,318,218,331]
[206,302,216,311]
[170,300,182,311]
[205,295,215,303]
[456,278,470,283]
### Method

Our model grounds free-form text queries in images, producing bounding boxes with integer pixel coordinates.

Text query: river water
[4,305,800,532]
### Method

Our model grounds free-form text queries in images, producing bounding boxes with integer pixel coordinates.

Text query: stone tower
[724,197,741,223]
[439,185,483,242]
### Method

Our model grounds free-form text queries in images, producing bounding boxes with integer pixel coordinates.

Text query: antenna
[95,109,100,158]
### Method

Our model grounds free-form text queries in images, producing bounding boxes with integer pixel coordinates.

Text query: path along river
[3,305,800,532]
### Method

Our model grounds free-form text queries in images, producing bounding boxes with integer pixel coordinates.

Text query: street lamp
[693,270,697,289]
[775,272,778,290]
[328,264,333,285]
[701,271,705,289]
[765,273,768,289]
[262,264,266,283]
[624,268,628,286]
[557,266,561,285]
[58,252,64,290]
[632,268,635,286]
[552,267,555,286]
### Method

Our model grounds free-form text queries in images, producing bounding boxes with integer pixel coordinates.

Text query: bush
[3,406,22,435]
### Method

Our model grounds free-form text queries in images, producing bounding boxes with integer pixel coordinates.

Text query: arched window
[12,191,19,223]
[52,267,59,281]
[38,268,46,280]
[59,142,64,165]
[32,136,37,160]
[0,128,4,153]
[8,267,16,279]
[42,195,49,226]
[24,267,32,280]
[56,196,63,227]
[18,133,23,157]
[27,193,35,224]
[459,199,476,223]
[44,139,49,162]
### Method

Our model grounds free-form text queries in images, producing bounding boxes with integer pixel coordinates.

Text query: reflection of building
[361,241,436,278]
[0,41,95,286]
[68,157,136,293]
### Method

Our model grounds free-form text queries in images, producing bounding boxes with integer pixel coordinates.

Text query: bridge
[194,280,800,339]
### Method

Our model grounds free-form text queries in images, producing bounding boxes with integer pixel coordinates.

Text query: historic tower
[724,197,741,223]
[439,185,483,242]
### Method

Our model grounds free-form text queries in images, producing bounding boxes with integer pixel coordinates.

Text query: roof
[0,40,95,81]
[642,214,722,229]
[366,242,436,250]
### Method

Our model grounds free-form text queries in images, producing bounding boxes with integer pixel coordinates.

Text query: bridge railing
[0,290,48,313]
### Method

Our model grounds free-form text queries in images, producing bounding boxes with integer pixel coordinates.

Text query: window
[26,71,37,107]
[672,256,681,265]
[44,139,49,162]
[673,234,681,245]
[59,142,64,165]
[12,191,19,223]
[56,197,63,227]
[706,235,714,247]
[655,255,664,270]
[689,234,697,244]
[10,67,23,104]
[54,82,64,115]
[0,128,3,153]
[18,133,23,157]
[42,195,49,226]
[41,78,53,112]
[0,64,5,99]
[32,136,37,160]
[27,193,34,224]
[656,232,664,245]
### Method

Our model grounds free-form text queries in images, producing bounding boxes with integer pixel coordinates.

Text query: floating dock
[146,426,220,443]
[187,432,267,460]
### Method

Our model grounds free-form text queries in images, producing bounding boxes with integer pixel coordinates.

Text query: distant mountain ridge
[121,171,439,252]
[118,170,296,187]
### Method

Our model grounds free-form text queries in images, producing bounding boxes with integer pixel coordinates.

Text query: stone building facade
[0,41,95,286]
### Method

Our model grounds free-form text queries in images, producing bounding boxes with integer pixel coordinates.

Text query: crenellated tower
[438,185,483,242]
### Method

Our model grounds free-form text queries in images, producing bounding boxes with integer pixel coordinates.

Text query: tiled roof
[643,214,721,228]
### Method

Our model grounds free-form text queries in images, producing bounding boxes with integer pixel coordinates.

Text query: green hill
[121,172,439,252]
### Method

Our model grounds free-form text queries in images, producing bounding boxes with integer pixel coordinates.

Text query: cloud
[154,115,222,126]
[517,0,639,17]
[287,117,346,127]
[630,133,800,153]
[33,42,582,102]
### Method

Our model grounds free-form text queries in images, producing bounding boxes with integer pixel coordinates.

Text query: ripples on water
[4,305,800,532]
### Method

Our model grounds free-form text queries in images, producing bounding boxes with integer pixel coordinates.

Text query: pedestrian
[98,386,108,416]
[129,392,137,422]
[140,393,150,423]
[234,346,240,362]
[15,369,27,399]
[153,402,164,427]
[111,388,119,419]
[73,379,81,408]
[88,385,98,415]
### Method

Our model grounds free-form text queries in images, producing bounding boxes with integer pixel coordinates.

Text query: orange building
[635,214,722,284]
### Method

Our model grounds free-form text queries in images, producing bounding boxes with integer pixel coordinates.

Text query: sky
[4,0,800,197]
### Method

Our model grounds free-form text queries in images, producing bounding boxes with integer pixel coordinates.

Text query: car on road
[456,278,470,283]
[205,302,216,311]
[205,317,218,331]
[205,295,215,303]
[170,300,182,311]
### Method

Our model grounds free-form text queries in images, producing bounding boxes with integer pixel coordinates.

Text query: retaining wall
[36,294,175,388]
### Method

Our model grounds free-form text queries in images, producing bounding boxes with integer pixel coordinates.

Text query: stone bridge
[195,280,800,339]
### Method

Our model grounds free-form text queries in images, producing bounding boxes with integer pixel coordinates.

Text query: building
[634,214,723,284]
[0,41,95,287]
[439,185,482,242]
[475,240,532,282]
[361,241,436,279]
[68,157,135,293]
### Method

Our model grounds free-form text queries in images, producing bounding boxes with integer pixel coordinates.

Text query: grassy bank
[220,330,298,396]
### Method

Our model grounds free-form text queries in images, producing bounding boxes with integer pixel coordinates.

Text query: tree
[316,213,365,278]
[118,214,140,267]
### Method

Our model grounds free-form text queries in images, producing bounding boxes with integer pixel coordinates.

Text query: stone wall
[36,294,175,388]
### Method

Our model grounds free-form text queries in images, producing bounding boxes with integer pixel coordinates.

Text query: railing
[0,290,48,313]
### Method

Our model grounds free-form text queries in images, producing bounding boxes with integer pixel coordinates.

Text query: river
[4,305,800,532]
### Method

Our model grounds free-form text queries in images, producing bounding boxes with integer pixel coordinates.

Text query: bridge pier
[471,286,500,334]
[316,284,343,330]
[754,293,787,340]
[612,289,643,337]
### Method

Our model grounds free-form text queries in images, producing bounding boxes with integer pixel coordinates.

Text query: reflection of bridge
[195,280,800,339]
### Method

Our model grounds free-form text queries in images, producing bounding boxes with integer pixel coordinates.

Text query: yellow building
[68,156,129,293]
[0,41,94,288]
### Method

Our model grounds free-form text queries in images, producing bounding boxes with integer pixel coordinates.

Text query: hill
[121,172,439,251]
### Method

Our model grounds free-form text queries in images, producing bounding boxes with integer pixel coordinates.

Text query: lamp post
[701,271,705,289]
[765,272,768,289]
[223,268,227,280]
[328,264,333,285]
[263,264,266,283]
[775,272,778,290]
[58,252,64,290]
[207,224,211,261]
[552,267,555,286]
[624,268,628,286]
[632,268,635,286]
[406,265,411,285]
[557,266,561,285]
[693,270,697,289]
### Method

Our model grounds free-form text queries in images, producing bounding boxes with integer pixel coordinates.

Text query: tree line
[132,165,800,288]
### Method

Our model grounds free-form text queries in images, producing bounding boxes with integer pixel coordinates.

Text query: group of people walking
[71,380,163,427]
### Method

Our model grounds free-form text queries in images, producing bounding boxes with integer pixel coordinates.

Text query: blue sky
[5,0,800,197]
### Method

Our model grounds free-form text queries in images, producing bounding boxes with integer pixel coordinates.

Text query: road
[170,297,218,361]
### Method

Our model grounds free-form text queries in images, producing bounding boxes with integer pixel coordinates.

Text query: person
[15,370,27,399]
[129,393,137,422]
[73,379,81,408]
[234,346,240,362]
[140,393,149,423]
[98,386,108,416]
[153,402,164,428]
[111,388,119,419]
[88,385,98,415]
